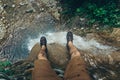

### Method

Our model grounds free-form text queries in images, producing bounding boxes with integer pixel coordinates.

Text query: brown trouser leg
[32,42,90,80]
[32,45,62,80]
[64,43,91,80]
[32,59,62,80]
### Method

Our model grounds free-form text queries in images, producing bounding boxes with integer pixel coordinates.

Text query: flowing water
[0,0,119,79]
[28,31,115,54]
[27,31,119,80]
[0,30,120,80]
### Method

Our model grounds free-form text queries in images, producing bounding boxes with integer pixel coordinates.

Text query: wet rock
[12,4,15,8]
[47,43,69,68]
[27,43,69,68]
[50,8,60,20]
[25,9,34,13]
[111,28,120,41]
[0,3,3,13]
[41,0,61,20]
[27,41,119,68]
[0,0,119,79]
[0,72,11,80]
[19,2,28,6]
[110,51,120,62]
[27,43,40,62]
[85,33,100,40]
[0,0,59,59]
[111,28,120,36]
[0,24,6,40]
[1,42,119,80]
[108,55,113,64]
[0,1,6,40]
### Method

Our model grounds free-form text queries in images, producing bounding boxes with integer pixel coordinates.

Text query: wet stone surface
[0,0,120,80]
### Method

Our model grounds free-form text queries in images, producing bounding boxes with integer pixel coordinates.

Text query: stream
[27,31,119,80]
[0,29,120,80]
[0,17,119,79]
[0,0,119,80]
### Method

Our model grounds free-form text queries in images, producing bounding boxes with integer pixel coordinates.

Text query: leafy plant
[0,61,11,67]
[60,0,120,27]
[0,61,14,75]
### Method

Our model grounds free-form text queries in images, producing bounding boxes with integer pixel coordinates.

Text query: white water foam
[27,31,114,54]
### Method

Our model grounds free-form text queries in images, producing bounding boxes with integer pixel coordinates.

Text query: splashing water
[27,31,115,54]
[27,31,120,80]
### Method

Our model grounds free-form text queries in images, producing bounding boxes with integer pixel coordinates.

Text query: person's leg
[32,37,62,80]
[64,32,91,80]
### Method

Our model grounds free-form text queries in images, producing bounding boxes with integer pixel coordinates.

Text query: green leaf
[76,8,81,13]
[103,18,109,23]
[0,61,11,67]
[89,19,96,24]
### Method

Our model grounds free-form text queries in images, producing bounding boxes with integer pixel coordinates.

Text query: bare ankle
[38,53,47,60]
[71,51,80,59]
[68,41,73,47]
[41,45,46,50]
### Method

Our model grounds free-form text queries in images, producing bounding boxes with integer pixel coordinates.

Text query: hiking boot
[40,36,47,47]
[40,36,48,54]
[66,31,73,43]
[66,31,73,50]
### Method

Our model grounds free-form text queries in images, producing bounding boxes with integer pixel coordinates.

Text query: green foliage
[85,2,120,26]
[0,61,14,75]
[0,61,11,67]
[60,0,120,27]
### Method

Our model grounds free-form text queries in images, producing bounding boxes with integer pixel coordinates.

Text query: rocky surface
[28,41,120,68]
[0,0,61,62]
[27,43,69,68]
[0,0,61,41]
[111,28,120,41]
[0,42,119,80]
[0,0,120,80]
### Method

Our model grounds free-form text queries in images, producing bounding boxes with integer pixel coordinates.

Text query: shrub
[0,61,13,75]
[60,0,120,27]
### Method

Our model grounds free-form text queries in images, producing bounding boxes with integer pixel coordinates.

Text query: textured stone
[0,24,6,40]
[27,43,69,68]
[111,28,120,41]
[41,0,61,20]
